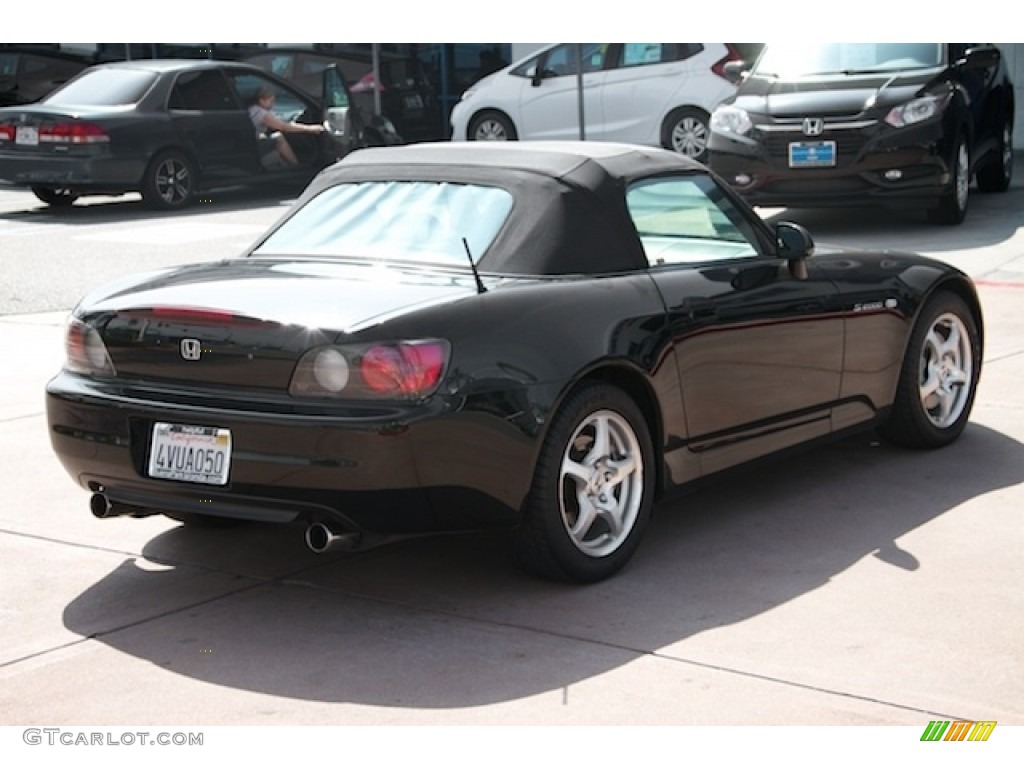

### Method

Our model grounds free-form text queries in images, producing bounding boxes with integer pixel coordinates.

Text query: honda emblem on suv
[180,339,202,361]
[802,117,825,137]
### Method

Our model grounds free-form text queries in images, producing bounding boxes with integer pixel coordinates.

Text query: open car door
[322,64,403,159]
[322,63,361,158]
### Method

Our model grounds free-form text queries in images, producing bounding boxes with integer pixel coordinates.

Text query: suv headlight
[884,93,951,128]
[710,105,752,136]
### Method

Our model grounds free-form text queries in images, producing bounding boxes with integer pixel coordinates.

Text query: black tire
[31,186,79,207]
[511,383,655,582]
[661,107,711,162]
[976,117,1013,193]
[926,135,969,225]
[141,150,196,210]
[164,511,247,529]
[880,291,981,449]
[468,110,517,142]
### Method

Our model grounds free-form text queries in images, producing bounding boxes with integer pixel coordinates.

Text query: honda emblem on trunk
[802,117,825,137]
[180,338,202,361]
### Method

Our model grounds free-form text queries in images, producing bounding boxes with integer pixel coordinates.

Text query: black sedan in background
[0,59,399,209]
[46,142,983,582]
[709,43,1015,225]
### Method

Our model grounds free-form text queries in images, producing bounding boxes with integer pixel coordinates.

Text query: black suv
[708,43,1015,225]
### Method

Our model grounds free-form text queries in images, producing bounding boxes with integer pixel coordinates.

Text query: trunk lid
[82,258,482,390]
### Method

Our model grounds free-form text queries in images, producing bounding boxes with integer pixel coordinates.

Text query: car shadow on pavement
[758,155,1024,256]
[59,421,1024,711]
[0,184,307,225]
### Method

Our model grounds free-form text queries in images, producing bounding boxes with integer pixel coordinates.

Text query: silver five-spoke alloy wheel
[919,311,973,428]
[558,409,644,558]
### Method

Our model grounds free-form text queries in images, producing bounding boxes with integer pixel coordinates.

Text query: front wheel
[468,110,517,142]
[141,151,196,210]
[880,291,981,449]
[31,186,79,207]
[976,117,1013,193]
[512,383,655,582]
[927,136,969,225]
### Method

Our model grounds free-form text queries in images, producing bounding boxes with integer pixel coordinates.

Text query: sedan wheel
[881,292,980,448]
[513,384,654,582]
[927,137,969,225]
[142,151,196,210]
[31,186,79,208]
[662,107,710,162]
[468,111,517,142]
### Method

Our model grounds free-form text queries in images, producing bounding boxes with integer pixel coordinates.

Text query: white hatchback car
[450,43,745,162]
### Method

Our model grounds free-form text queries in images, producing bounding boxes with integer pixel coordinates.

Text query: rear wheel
[976,117,1013,193]
[31,186,79,207]
[926,135,969,225]
[142,151,195,210]
[880,291,980,449]
[512,383,654,582]
[661,107,711,162]
[468,110,517,142]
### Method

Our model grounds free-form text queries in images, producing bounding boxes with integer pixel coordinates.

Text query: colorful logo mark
[921,721,996,742]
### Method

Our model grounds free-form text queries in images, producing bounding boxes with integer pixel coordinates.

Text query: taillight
[290,340,450,401]
[39,121,110,145]
[0,124,14,142]
[711,43,743,80]
[65,316,116,376]
[362,342,446,396]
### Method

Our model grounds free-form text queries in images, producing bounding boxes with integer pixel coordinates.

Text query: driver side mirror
[775,221,814,259]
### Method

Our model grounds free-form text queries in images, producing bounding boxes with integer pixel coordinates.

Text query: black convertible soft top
[289,141,708,275]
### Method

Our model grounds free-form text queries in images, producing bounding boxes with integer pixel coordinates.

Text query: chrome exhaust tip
[304,522,360,554]
[90,492,116,519]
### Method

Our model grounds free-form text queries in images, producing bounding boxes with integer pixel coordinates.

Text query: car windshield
[44,68,159,106]
[252,181,515,267]
[755,43,943,77]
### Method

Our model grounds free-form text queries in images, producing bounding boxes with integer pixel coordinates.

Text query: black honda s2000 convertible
[46,141,983,582]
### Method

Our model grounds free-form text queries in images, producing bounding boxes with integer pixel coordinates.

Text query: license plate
[789,141,836,167]
[15,126,38,146]
[148,423,231,485]
[403,94,423,110]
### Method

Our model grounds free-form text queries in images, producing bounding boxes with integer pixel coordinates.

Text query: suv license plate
[148,423,231,485]
[789,141,836,167]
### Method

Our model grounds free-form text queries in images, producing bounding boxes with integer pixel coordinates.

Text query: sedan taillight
[290,340,450,401]
[40,121,111,144]
[0,123,14,142]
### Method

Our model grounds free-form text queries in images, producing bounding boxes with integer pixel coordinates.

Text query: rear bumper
[0,150,144,192]
[46,371,533,535]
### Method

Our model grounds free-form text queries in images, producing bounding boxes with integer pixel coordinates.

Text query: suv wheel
[927,136,969,225]
[977,118,1013,193]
